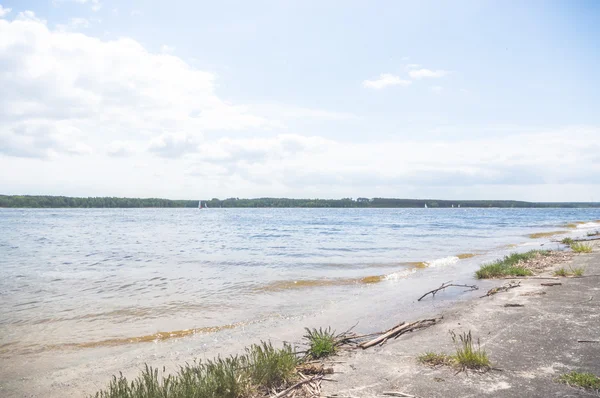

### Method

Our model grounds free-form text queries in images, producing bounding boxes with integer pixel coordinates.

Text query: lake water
[1,208,600,395]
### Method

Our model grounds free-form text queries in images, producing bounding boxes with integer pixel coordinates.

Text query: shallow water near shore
[1,208,600,395]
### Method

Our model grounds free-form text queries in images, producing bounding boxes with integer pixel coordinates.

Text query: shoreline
[323,241,600,397]
[1,222,599,397]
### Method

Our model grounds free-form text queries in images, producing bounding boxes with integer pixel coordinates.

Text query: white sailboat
[198,200,202,209]
[424,203,428,208]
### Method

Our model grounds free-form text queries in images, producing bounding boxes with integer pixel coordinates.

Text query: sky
[0,0,599,201]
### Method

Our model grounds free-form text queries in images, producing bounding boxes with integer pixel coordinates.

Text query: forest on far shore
[1,195,599,208]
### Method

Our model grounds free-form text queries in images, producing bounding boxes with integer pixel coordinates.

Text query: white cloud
[406,63,420,69]
[0,15,272,159]
[430,85,443,94]
[0,4,11,17]
[53,0,102,12]
[362,73,411,89]
[106,140,138,157]
[160,44,175,54]
[408,68,449,79]
[148,133,200,158]
[56,17,90,32]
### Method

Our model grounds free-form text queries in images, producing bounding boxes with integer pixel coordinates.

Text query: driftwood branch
[418,282,478,301]
[358,318,441,349]
[541,282,562,286]
[503,276,558,280]
[480,281,521,298]
[382,392,419,398]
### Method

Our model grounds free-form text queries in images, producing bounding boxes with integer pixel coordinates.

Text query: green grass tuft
[418,352,454,367]
[554,266,585,277]
[92,342,297,398]
[561,237,574,245]
[558,371,600,391]
[303,327,338,359]
[571,242,593,253]
[450,331,490,371]
[554,268,569,277]
[475,250,550,279]
[572,267,585,277]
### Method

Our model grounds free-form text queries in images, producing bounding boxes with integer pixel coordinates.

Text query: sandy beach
[323,240,600,397]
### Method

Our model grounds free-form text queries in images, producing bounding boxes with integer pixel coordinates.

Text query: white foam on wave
[577,221,600,229]
[384,267,417,281]
[425,256,460,268]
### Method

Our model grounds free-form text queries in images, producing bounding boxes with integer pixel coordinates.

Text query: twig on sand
[358,318,441,349]
[577,340,600,343]
[504,303,524,307]
[575,296,593,304]
[480,281,521,298]
[503,276,558,280]
[541,282,562,286]
[418,282,478,301]
[273,375,323,398]
[382,392,419,398]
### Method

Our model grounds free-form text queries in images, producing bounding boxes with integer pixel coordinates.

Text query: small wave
[424,256,460,268]
[55,322,245,350]
[528,231,568,239]
[456,253,477,259]
[384,268,417,281]
[576,221,600,229]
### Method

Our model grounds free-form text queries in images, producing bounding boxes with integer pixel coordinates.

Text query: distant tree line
[1,195,599,208]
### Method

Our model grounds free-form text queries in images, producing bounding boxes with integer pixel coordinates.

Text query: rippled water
[1,208,599,358]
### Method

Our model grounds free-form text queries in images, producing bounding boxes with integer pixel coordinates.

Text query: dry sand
[323,241,600,397]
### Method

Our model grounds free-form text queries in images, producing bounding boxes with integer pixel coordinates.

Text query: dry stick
[577,340,600,343]
[480,281,521,298]
[382,392,418,398]
[575,296,593,304]
[503,276,559,280]
[417,282,478,301]
[273,376,323,398]
[541,282,562,286]
[359,318,440,349]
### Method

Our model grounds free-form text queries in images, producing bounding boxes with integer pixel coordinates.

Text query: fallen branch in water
[418,282,478,301]
[358,318,441,349]
[480,281,521,298]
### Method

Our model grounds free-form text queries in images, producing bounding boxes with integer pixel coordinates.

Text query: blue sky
[0,1,599,200]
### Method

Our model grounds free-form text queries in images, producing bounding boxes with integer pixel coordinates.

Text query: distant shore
[2,195,600,208]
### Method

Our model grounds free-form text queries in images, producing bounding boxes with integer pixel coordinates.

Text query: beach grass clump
[553,266,585,277]
[450,331,490,371]
[587,230,600,237]
[561,237,574,245]
[571,242,593,253]
[303,327,338,359]
[243,341,298,389]
[554,268,569,277]
[475,250,550,279]
[418,352,454,367]
[418,331,490,372]
[558,371,600,391]
[92,342,298,398]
